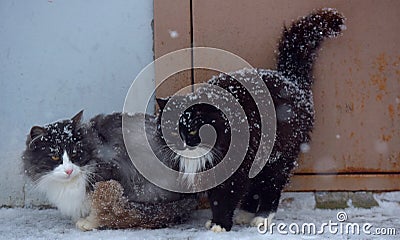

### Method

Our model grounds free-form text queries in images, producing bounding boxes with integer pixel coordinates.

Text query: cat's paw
[205,219,213,229]
[211,224,226,232]
[234,209,255,225]
[250,212,275,228]
[76,217,99,231]
[205,220,226,232]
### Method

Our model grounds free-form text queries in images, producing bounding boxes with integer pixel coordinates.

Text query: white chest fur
[176,145,215,185]
[36,152,90,220]
[40,175,90,220]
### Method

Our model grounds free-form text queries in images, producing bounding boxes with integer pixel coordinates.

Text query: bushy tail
[91,180,198,229]
[277,8,346,89]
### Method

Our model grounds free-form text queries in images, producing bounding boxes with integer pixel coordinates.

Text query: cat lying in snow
[22,111,197,230]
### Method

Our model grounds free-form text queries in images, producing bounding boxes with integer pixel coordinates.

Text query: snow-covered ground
[1,192,399,240]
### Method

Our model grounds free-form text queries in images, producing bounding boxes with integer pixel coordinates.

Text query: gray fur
[22,111,196,222]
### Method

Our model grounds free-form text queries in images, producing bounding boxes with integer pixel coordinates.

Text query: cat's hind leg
[251,163,292,228]
[233,209,256,225]
[233,188,259,225]
[249,186,282,230]
[236,184,281,229]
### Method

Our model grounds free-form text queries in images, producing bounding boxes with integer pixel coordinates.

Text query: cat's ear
[28,126,46,150]
[71,110,84,124]
[30,126,46,140]
[156,97,170,110]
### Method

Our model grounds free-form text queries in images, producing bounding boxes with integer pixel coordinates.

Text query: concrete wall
[0,0,154,207]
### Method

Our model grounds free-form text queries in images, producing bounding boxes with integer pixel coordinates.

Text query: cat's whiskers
[32,171,53,192]
[209,147,223,162]
[175,144,217,186]
[155,145,178,162]
[80,164,99,189]
[82,171,95,188]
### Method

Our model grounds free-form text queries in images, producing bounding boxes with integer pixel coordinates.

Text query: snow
[168,30,179,38]
[1,193,398,240]
[300,143,311,153]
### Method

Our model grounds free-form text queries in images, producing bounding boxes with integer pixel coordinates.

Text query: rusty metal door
[154,0,400,191]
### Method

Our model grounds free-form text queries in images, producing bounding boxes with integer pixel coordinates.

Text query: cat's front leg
[75,193,99,231]
[76,208,99,231]
[205,177,247,232]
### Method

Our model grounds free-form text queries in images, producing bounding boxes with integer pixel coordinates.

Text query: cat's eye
[71,149,77,157]
[189,130,197,135]
[51,155,60,161]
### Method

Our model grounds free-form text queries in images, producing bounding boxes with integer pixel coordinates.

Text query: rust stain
[382,134,392,142]
[376,53,388,72]
[394,56,400,82]
[388,152,400,166]
[388,104,395,121]
[376,93,383,101]
[370,53,391,102]
[349,132,355,138]
[370,74,387,91]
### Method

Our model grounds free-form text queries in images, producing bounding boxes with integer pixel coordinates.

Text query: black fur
[157,8,345,231]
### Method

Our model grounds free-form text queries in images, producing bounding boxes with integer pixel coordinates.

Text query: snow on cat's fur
[157,8,345,232]
[22,111,197,230]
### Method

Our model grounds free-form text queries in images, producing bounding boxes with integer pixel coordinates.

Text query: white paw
[76,218,99,231]
[234,210,255,225]
[250,213,275,228]
[205,220,226,232]
[211,224,226,232]
[205,219,212,229]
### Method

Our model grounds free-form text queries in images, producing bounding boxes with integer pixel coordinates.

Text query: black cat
[156,8,345,231]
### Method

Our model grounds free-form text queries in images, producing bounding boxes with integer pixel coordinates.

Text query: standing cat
[156,8,345,231]
[22,111,197,230]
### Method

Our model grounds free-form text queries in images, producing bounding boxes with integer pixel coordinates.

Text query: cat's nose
[65,169,73,176]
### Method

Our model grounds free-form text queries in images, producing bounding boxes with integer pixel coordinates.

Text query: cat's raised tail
[277,8,346,89]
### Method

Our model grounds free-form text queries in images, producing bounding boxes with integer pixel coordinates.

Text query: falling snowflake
[168,30,179,39]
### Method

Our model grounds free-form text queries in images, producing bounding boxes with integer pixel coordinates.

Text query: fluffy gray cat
[22,111,196,230]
